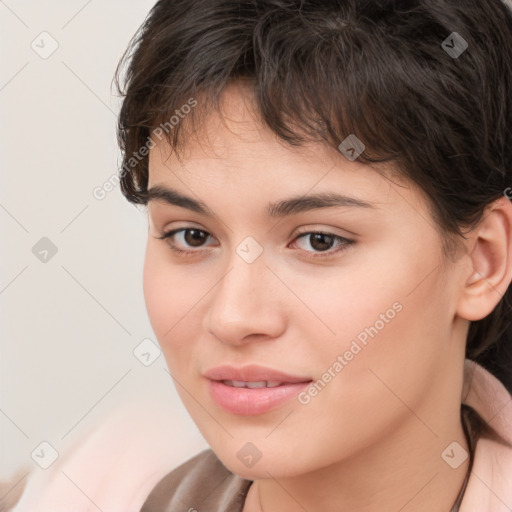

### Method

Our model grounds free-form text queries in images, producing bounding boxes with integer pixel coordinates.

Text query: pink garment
[459,360,512,511]
[6,397,191,512]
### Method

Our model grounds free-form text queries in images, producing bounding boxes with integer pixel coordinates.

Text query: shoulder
[141,449,252,512]
[460,360,512,511]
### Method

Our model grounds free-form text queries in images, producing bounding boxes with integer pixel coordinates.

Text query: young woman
[111,0,512,511]
[4,1,511,511]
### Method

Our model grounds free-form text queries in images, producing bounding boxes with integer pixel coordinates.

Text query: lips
[204,364,312,415]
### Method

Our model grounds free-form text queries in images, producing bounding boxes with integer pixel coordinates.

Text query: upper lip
[204,364,312,383]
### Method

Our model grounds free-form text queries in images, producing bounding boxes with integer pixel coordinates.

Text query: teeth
[231,380,248,388]
[222,380,283,388]
[246,381,267,389]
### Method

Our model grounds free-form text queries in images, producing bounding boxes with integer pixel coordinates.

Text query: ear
[456,196,512,321]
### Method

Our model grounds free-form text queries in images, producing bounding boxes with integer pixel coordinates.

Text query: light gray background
[1,0,208,480]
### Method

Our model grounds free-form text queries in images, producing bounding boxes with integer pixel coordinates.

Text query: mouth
[204,364,311,383]
[204,365,313,415]
[221,380,286,388]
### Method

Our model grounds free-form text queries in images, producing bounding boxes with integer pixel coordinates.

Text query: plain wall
[0,0,208,482]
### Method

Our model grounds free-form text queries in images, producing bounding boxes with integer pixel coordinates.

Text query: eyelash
[155,228,355,259]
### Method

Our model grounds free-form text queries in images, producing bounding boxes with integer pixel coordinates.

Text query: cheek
[280,273,448,467]
[316,254,452,425]
[142,243,194,346]
[142,242,212,370]
[279,258,403,359]
[298,245,449,400]
[142,243,171,337]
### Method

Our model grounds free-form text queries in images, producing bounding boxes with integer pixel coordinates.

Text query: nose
[204,251,286,346]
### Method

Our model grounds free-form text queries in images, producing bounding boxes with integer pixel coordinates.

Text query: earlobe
[456,196,512,322]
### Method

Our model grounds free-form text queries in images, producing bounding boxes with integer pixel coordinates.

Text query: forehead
[153,86,363,179]
[146,82,425,219]
[148,82,331,175]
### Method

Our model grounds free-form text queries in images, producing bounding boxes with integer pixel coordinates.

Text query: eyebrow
[145,185,377,217]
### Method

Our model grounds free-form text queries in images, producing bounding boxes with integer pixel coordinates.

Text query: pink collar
[459,359,512,511]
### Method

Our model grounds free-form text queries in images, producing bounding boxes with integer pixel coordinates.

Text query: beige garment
[141,449,251,512]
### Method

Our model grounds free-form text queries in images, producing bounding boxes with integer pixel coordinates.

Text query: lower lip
[207,379,312,415]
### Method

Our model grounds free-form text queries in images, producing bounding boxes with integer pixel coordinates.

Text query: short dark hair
[113,0,512,393]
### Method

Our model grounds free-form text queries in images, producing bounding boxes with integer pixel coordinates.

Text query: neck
[245,391,470,512]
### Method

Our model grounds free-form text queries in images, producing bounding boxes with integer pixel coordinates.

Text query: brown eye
[308,233,335,251]
[292,231,355,258]
[183,229,208,247]
[156,228,215,254]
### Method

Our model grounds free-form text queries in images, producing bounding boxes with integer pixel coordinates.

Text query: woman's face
[143,83,468,479]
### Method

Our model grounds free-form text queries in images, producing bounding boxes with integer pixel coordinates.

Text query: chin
[213,446,308,480]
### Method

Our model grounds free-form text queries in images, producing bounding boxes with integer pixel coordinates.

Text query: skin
[143,81,512,512]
